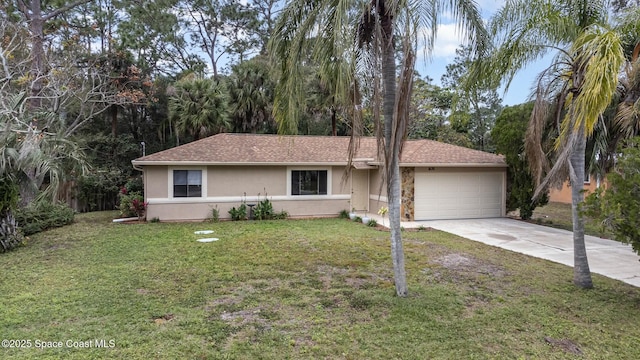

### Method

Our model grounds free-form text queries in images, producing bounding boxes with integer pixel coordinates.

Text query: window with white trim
[291,170,327,195]
[173,170,202,197]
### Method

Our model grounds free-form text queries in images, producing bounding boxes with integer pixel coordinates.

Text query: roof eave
[367,162,507,168]
[130,160,352,167]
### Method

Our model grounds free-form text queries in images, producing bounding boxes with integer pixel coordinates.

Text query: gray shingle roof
[132,133,505,166]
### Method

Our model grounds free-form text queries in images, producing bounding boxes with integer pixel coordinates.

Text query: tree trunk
[570,127,593,288]
[28,1,45,112]
[381,7,408,297]
[111,104,118,136]
[331,107,337,136]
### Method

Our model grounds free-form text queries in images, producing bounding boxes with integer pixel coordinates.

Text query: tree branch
[42,0,93,21]
[16,0,30,19]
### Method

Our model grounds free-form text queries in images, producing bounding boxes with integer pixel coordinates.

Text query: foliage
[118,190,146,218]
[0,95,88,206]
[442,45,502,152]
[272,210,289,220]
[377,207,388,217]
[0,212,25,253]
[169,76,230,141]
[76,170,125,212]
[0,177,19,215]
[367,219,378,227]
[209,206,220,223]
[253,196,274,220]
[582,139,640,253]
[14,201,75,236]
[492,103,548,219]
[339,209,350,219]
[229,203,247,221]
[227,56,276,134]
[75,134,144,212]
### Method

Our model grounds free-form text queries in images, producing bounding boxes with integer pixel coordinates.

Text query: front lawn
[2,212,640,359]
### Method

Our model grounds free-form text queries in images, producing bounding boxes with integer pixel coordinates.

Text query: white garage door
[414,171,504,220]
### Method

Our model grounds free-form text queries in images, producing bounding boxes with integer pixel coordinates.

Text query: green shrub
[209,206,220,223]
[354,216,362,223]
[582,139,640,253]
[0,212,25,253]
[253,197,274,220]
[367,219,378,227]
[118,192,147,218]
[124,177,144,194]
[14,202,75,236]
[272,210,289,220]
[0,177,19,215]
[229,203,247,221]
[339,209,350,219]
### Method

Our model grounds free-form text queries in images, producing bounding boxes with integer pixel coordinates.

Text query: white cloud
[432,23,466,59]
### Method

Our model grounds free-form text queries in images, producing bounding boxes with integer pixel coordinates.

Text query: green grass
[532,202,612,238]
[2,212,640,359]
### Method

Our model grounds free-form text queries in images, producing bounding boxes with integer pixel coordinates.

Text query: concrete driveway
[414,218,640,287]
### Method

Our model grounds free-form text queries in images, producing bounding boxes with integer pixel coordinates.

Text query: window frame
[287,167,331,197]
[169,167,207,198]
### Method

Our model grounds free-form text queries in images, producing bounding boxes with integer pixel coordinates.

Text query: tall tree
[178,0,260,77]
[482,0,626,288]
[443,45,502,152]
[168,76,230,142]
[1,3,144,204]
[252,0,282,54]
[227,56,275,133]
[13,0,93,111]
[492,103,549,219]
[270,0,487,297]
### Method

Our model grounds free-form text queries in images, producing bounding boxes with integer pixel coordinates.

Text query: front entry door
[351,170,369,211]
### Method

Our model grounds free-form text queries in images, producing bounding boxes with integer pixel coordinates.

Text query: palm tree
[482,0,626,288]
[1,93,87,206]
[168,75,230,142]
[270,0,487,297]
[228,56,275,134]
[614,42,640,140]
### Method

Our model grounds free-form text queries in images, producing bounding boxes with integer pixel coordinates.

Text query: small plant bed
[2,212,640,359]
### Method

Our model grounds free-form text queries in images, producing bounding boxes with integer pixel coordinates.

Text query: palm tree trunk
[570,127,593,289]
[381,7,408,297]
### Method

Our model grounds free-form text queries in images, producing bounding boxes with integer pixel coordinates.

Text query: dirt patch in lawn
[434,253,508,278]
[544,336,583,355]
[220,308,268,327]
[432,252,512,317]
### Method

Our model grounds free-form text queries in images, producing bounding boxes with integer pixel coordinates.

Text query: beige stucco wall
[368,169,388,212]
[144,166,168,198]
[207,165,286,197]
[143,164,353,221]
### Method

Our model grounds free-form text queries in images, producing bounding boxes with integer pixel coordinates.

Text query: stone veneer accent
[400,167,415,221]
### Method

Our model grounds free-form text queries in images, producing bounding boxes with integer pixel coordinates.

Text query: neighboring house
[131,133,507,221]
[548,174,603,204]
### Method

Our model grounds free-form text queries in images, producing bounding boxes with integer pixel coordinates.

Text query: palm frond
[566,25,625,137]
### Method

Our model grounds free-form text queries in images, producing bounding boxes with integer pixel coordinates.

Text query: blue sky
[415,0,551,106]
